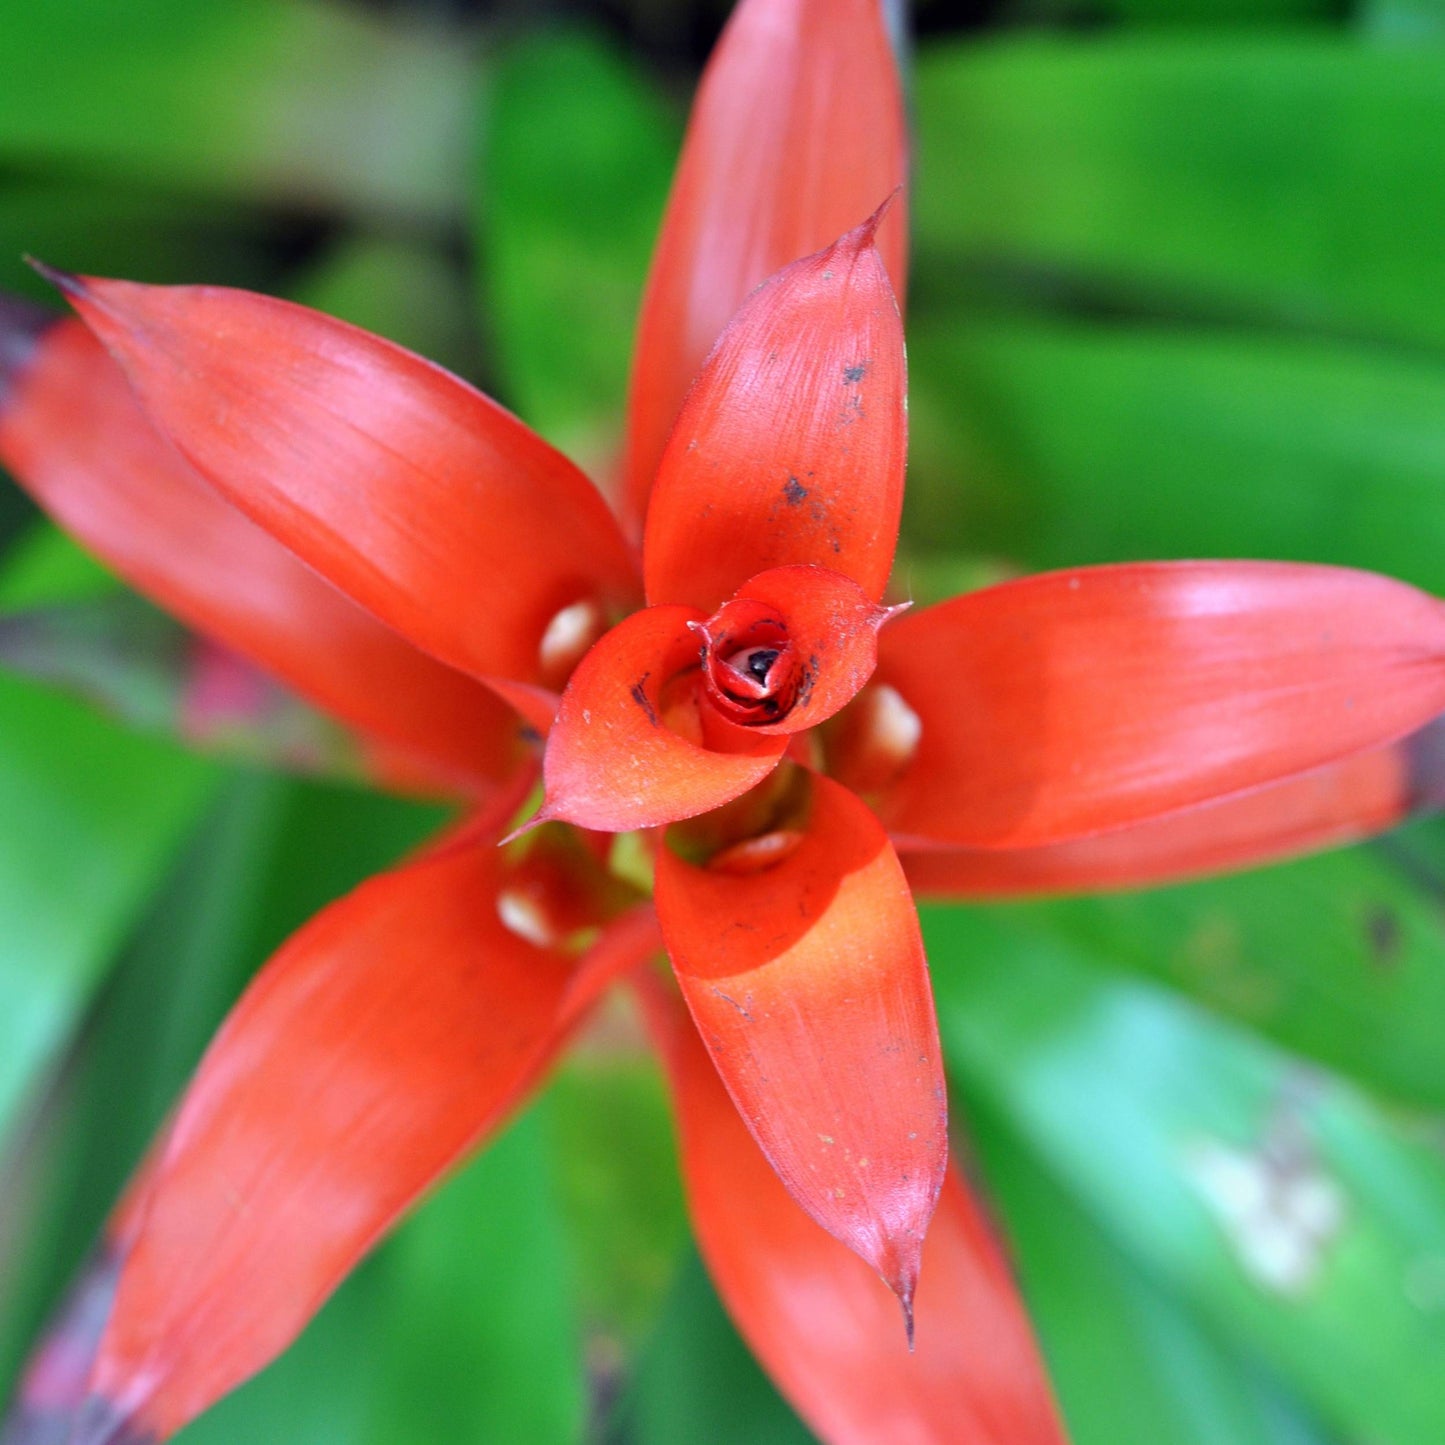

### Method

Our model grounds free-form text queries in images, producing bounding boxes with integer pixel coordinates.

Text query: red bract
[3,1,1445,1442]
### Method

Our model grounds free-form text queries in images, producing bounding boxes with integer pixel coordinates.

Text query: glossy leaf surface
[901,723,1442,898]
[647,985,1064,1445]
[906,318,1445,601]
[169,1108,582,1445]
[971,1109,1335,1445]
[345,1105,585,1445]
[480,26,677,474]
[948,820,1445,1116]
[914,38,1445,350]
[655,775,947,1309]
[0,672,216,1158]
[541,604,788,833]
[926,903,1445,1445]
[606,1250,812,1445]
[0,315,524,798]
[644,217,906,614]
[53,276,640,697]
[0,0,474,224]
[876,562,1445,849]
[624,0,906,533]
[78,824,579,1442]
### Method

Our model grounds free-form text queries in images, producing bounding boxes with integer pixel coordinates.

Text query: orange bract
[3,0,1445,1441]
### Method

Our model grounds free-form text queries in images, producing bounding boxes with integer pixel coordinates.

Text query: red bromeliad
[4,1,1445,1442]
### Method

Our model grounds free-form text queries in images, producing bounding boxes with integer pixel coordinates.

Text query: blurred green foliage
[2,1,1445,1441]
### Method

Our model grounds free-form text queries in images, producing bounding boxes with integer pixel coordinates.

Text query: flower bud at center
[695,597,797,725]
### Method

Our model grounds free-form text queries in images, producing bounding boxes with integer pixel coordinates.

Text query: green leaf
[290,235,482,381]
[0,525,120,611]
[0,0,477,224]
[946,831,1445,1114]
[174,1259,381,1445]
[358,1104,586,1445]
[0,673,217,1157]
[1364,0,1445,36]
[1009,0,1343,22]
[970,1106,1338,1445]
[607,1251,815,1445]
[0,180,288,307]
[914,37,1445,350]
[905,316,1445,594]
[0,771,288,1401]
[0,596,366,783]
[926,902,1445,1444]
[479,26,678,470]
[546,1043,689,1346]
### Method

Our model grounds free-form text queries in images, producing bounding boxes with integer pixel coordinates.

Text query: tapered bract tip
[877,1227,925,1352]
[22,256,85,299]
[499,807,550,847]
[854,188,903,249]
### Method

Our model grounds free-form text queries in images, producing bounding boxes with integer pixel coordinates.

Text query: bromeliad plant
[4,0,1445,1441]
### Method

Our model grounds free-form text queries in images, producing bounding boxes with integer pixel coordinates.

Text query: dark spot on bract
[793,656,819,709]
[1365,907,1403,969]
[843,361,868,384]
[630,673,658,726]
[782,475,808,506]
[711,986,754,1022]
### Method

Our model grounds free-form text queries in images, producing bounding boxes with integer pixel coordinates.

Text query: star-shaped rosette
[5,3,1445,1444]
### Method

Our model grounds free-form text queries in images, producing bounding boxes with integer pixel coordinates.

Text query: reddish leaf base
[0,293,50,403]
[56,1399,153,1445]
[1,1249,124,1445]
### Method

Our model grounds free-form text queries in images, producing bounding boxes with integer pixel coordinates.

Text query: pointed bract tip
[850,188,904,251]
[875,599,913,629]
[499,807,551,847]
[876,1230,924,1351]
[22,256,86,301]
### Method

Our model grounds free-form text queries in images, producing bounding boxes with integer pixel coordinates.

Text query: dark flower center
[697,600,796,725]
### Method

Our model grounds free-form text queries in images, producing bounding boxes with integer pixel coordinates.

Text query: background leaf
[971,1108,1338,1445]
[0,0,477,229]
[478,26,679,473]
[606,1250,814,1445]
[914,37,1445,350]
[905,315,1445,592]
[927,902,1445,1445]
[0,673,216,1163]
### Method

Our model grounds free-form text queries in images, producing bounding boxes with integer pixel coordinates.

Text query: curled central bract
[539,564,900,833]
[693,564,899,738]
[696,598,796,725]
